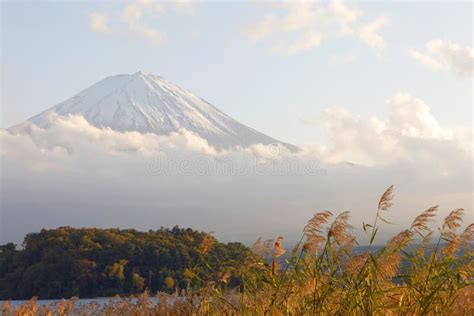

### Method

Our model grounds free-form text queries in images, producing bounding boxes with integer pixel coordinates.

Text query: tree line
[0,226,251,300]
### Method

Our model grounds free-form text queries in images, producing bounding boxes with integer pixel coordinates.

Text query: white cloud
[409,40,474,76]
[358,16,390,54]
[312,93,471,165]
[120,0,165,44]
[276,31,322,56]
[245,0,388,56]
[87,0,197,44]
[387,93,443,139]
[330,0,361,28]
[408,49,443,71]
[88,12,110,34]
[247,14,277,43]
[1,114,222,172]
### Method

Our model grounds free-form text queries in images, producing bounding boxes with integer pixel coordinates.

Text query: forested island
[0,226,250,300]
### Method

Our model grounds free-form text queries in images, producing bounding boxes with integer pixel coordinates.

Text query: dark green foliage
[0,226,250,300]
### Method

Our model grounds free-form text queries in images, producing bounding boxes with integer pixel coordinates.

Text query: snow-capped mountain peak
[10,72,297,150]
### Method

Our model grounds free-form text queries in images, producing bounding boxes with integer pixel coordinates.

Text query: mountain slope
[10,71,297,150]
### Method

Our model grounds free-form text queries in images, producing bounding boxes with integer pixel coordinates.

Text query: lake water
[1,297,160,309]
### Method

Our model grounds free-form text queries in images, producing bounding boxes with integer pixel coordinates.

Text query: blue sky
[2,1,472,146]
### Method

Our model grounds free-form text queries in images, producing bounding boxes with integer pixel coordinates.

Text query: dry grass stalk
[378,252,402,280]
[460,223,474,248]
[346,252,368,276]
[219,271,232,284]
[387,230,413,251]
[271,236,286,276]
[199,232,215,254]
[411,206,438,233]
[378,185,394,211]
[273,236,286,258]
[303,211,332,252]
[442,234,461,256]
[443,208,464,231]
[328,211,353,245]
[441,209,465,256]
[252,237,274,258]
[417,230,434,256]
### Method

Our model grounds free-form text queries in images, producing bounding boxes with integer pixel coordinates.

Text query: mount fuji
[10,71,297,150]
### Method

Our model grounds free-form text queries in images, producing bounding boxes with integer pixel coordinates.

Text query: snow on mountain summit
[10,71,297,150]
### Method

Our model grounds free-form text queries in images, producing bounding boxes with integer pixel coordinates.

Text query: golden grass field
[2,186,473,315]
